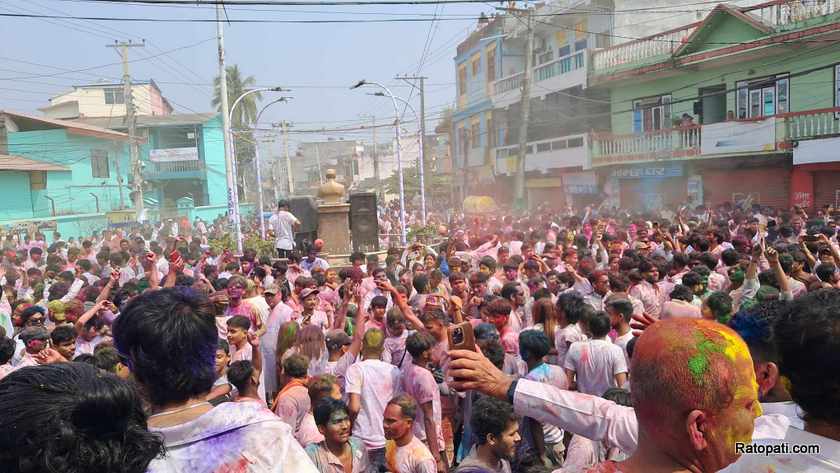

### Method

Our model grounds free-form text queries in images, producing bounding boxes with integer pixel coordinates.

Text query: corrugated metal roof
[1,110,131,142]
[75,113,218,129]
[0,155,69,172]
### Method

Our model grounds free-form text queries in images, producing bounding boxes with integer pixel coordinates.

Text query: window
[30,171,46,190]
[558,45,571,58]
[486,47,496,83]
[471,55,481,77]
[537,50,553,65]
[104,87,125,105]
[458,126,468,157]
[91,149,110,178]
[574,39,588,51]
[735,74,789,118]
[458,65,467,96]
[632,95,672,133]
[471,121,481,149]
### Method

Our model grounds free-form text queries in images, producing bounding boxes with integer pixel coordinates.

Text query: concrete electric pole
[107,40,145,217]
[513,7,534,209]
[396,74,428,225]
[281,121,294,195]
[215,4,242,254]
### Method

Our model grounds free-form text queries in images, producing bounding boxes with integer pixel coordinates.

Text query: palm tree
[212,65,262,200]
[212,65,262,130]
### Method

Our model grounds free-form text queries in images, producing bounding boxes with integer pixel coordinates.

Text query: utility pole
[372,115,381,198]
[314,142,323,184]
[513,7,534,209]
[107,40,145,216]
[396,74,428,225]
[281,121,294,195]
[215,4,242,254]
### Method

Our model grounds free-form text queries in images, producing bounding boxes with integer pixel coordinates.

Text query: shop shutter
[813,171,840,209]
[702,168,788,209]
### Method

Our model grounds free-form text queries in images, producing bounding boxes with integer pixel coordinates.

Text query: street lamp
[251,96,292,241]
[227,86,288,253]
[372,91,426,227]
[351,79,407,246]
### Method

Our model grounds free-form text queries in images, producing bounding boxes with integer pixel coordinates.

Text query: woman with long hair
[281,324,328,377]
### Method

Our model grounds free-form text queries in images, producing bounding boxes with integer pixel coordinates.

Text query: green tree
[212,65,261,194]
[382,167,451,199]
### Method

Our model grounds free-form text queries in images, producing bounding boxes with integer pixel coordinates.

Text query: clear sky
[0,0,490,149]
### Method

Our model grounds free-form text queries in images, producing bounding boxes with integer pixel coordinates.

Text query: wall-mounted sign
[149,147,199,162]
[610,163,683,179]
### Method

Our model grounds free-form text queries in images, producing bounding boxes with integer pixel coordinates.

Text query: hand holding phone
[448,321,476,352]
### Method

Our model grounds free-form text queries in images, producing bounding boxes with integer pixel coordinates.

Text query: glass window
[537,142,551,152]
[776,77,789,114]
[736,81,748,119]
[104,87,124,105]
[91,149,110,178]
[763,86,776,116]
[471,122,480,149]
[633,95,671,132]
[568,136,584,147]
[458,66,467,96]
[486,47,496,83]
[558,45,571,58]
[749,89,762,118]
[574,39,588,51]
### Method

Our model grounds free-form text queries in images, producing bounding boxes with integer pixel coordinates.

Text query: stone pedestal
[317,203,351,256]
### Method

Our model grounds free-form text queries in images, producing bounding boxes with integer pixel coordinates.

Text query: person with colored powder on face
[454,396,520,473]
[306,398,370,473]
[723,289,840,471]
[448,317,763,473]
[383,394,438,473]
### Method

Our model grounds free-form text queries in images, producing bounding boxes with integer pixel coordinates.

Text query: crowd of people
[0,198,839,473]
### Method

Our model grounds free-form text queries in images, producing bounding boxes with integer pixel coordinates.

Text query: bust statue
[317,169,345,204]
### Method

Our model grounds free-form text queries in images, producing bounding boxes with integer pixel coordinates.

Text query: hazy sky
[0,0,490,149]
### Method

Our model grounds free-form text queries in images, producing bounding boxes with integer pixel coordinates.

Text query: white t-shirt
[613,331,635,367]
[564,339,628,396]
[344,359,403,449]
[386,437,437,473]
[402,363,444,453]
[525,363,568,444]
[269,210,300,250]
[554,323,587,367]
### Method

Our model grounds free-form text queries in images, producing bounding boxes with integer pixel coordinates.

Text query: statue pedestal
[317,203,351,256]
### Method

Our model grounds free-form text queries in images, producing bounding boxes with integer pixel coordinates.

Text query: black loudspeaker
[350,192,379,252]
[288,196,318,250]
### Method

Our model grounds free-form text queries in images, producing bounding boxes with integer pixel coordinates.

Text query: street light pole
[215,3,239,253]
[372,92,426,226]
[253,96,291,240]
[228,86,287,249]
[351,80,406,246]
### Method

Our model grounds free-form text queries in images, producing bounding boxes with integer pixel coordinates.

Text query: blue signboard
[610,163,683,179]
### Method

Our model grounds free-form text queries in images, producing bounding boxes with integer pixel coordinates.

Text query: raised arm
[381,279,424,331]
[95,270,120,304]
[248,332,262,380]
[74,300,106,336]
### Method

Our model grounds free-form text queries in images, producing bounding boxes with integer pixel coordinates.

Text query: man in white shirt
[564,311,627,396]
[383,395,438,473]
[268,200,300,259]
[345,328,402,473]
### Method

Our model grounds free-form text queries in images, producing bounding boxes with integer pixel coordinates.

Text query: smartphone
[168,249,181,263]
[447,321,476,352]
[803,234,820,242]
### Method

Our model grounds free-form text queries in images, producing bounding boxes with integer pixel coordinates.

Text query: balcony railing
[495,134,588,174]
[591,23,698,72]
[493,72,524,95]
[746,0,839,30]
[590,126,701,167]
[534,50,586,82]
[784,107,840,141]
[591,0,840,74]
[144,159,205,179]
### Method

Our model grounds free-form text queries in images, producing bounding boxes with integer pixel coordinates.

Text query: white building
[39,80,173,120]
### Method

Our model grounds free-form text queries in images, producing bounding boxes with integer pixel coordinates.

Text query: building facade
[588,0,840,211]
[40,80,174,120]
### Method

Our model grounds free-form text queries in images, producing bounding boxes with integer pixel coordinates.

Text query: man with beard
[629,260,665,318]
[306,398,370,473]
[455,396,520,473]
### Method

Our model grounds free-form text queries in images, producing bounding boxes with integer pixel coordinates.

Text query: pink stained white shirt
[564,339,628,397]
[274,382,311,444]
[147,400,318,473]
[344,359,403,449]
[659,300,702,320]
[555,322,588,367]
[385,437,437,473]
[628,280,664,318]
[401,363,445,453]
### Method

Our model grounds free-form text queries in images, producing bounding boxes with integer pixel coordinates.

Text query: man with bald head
[449,318,762,473]
[345,328,402,472]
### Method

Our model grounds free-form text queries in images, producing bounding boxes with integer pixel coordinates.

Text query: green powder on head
[687,335,724,384]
